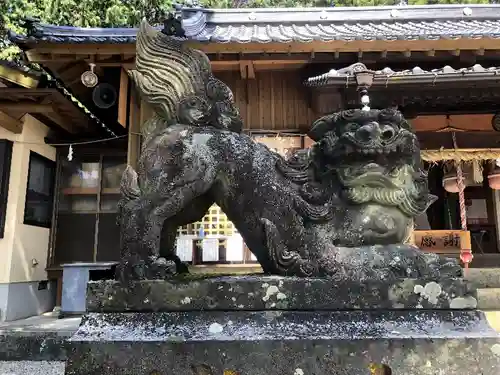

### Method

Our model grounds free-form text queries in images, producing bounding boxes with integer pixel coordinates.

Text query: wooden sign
[414,230,471,254]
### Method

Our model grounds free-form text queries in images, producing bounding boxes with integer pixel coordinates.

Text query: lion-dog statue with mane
[116,19,461,281]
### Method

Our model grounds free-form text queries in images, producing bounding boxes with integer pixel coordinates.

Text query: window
[24,151,56,228]
[0,140,13,238]
[52,154,126,265]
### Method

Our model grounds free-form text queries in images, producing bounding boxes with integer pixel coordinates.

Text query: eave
[306,63,500,87]
[9,4,500,63]
[0,88,93,134]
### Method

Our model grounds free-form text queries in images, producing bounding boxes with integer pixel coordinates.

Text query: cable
[12,130,307,147]
[13,134,130,147]
[9,133,140,162]
[9,130,309,162]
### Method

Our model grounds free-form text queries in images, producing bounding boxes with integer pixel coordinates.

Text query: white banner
[202,238,219,262]
[226,235,244,262]
[175,237,193,262]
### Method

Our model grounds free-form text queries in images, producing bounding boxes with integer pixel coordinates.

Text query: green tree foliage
[0,0,492,60]
[1,0,175,60]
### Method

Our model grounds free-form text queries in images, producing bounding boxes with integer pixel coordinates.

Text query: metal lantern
[354,69,375,111]
[81,63,98,88]
[354,69,375,89]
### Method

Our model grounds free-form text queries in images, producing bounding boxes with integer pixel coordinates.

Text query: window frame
[23,151,56,229]
[0,140,13,238]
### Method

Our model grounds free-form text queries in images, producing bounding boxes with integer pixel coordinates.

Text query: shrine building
[2,4,500,320]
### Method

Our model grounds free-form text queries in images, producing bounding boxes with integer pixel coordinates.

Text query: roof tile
[305,63,500,87]
[8,5,500,45]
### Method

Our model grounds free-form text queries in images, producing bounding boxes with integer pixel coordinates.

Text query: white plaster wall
[0,115,55,284]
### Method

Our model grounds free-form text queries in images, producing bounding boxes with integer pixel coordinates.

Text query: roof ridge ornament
[161,13,186,38]
[390,8,402,18]
[21,17,43,38]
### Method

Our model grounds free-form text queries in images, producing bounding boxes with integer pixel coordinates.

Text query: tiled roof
[305,63,500,87]
[9,5,500,45]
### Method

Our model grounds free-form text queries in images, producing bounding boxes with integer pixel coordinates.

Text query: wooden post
[118,68,129,128]
[491,189,500,253]
[127,90,141,169]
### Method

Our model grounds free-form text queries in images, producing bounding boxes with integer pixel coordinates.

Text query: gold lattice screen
[177,204,236,236]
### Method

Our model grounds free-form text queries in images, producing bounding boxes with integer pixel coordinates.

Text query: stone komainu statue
[116,20,461,281]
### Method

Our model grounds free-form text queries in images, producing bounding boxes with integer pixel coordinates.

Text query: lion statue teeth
[115,19,461,282]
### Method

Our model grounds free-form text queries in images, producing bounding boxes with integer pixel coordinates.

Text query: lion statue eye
[381,122,398,131]
[345,123,359,133]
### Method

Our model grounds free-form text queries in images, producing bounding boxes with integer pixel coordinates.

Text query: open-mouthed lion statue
[116,20,461,281]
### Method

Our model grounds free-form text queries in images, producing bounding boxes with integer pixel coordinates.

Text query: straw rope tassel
[452,132,473,269]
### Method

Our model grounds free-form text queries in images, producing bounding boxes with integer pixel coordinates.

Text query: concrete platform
[0,361,64,375]
[0,271,498,374]
[0,312,80,362]
[466,268,500,289]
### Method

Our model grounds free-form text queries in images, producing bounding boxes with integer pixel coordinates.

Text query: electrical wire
[10,131,306,147]
[12,134,130,147]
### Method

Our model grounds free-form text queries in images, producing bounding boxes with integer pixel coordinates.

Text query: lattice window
[177,204,236,236]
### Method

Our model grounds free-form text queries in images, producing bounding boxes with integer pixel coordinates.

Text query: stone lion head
[307,108,435,219]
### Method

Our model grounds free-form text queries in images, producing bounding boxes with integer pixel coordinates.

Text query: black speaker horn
[92,83,117,109]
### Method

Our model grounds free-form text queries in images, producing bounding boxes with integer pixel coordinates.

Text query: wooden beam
[25,38,500,58]
[418,131,500,150]
[43,110,77,134]
[0,110,23,134]
[0,103,54,113]
[0,65,39,89]
[56,61,86,82]
[118,68,129,128]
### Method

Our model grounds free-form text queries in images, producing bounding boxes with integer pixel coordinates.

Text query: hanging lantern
[488,167,500,190]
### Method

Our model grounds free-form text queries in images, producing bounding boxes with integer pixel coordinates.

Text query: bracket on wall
[0,110,24,134]
[239,61,255,80]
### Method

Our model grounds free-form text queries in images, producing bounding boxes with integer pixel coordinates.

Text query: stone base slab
[65,310,500,375]
[87,276,477,312]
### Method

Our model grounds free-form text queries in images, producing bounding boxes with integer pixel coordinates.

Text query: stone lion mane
[129,20,242,145]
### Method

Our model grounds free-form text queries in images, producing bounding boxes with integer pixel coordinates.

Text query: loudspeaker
[92,83,117,109]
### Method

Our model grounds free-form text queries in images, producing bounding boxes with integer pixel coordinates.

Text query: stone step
[0,361,64,375]
[465,268,500,288]
[478,288,500,310]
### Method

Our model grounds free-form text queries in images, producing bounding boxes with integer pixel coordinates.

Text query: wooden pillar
[127,90,141,169]
[491,189,500,253]
[117,68,129,128]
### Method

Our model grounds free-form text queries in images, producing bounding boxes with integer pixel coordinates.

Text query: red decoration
[460,250,474,264]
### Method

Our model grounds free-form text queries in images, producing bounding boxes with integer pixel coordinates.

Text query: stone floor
[0,311,81,334]
[0,361,65,375]
[0,311,79,374]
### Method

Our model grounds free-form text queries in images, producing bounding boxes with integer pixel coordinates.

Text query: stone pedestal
[65,276,500,375]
